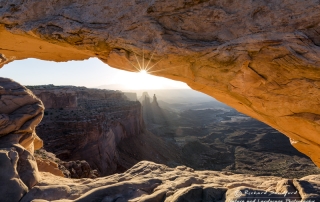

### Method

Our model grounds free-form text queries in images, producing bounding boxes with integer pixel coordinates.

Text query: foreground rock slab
[20,161,320,202]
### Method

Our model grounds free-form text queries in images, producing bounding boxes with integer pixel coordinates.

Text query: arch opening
[1,58,319,178]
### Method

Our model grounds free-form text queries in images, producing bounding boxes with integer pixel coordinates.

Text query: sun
[112,48,188,90]
[140,69,147,74]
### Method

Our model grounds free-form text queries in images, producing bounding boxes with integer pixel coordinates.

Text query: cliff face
[34,87,77,109]
[1,0,320,165]
[28,85,144,175]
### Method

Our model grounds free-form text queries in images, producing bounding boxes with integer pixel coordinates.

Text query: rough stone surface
[34,148,99,179]
[1,0,320,165]
[61,160,99,179]
[0,78,43,152]
[20,161,320,202]
[36,158,65,177]
[0,78,44,201]
[0,148,28,202]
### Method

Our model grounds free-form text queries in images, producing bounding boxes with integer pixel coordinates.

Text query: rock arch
[1,0,320,167]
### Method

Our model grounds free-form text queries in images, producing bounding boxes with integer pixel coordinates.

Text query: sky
[0,58,190,90]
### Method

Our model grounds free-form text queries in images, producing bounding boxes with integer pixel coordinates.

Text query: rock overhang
[1,0,320,166]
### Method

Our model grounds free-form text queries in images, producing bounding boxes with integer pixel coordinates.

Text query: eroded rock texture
[20,161,320,202]
[34,148,100,179]
[0,78,44,201]
[1,1,320,165]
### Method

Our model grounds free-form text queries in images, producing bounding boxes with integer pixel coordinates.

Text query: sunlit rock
[0,0,320,166]
[20,161,320,201]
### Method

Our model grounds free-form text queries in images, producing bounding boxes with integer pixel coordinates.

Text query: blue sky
[0,58,190,89]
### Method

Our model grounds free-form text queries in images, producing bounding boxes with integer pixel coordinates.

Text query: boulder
[0,78,44,201]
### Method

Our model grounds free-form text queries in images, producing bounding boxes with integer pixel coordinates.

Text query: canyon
[140,92,320,178]
[30,85,183,176]
[1,76,320,201]
[20,86,320,180]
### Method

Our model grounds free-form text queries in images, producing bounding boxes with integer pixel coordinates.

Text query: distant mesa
[123,92,137,101]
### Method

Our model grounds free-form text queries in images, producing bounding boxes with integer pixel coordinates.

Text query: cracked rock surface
[20,161,320,202]
[1,0,320,166]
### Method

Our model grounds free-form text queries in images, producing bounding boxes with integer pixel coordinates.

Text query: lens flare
[140,69,147,74]
[126,45,182,75]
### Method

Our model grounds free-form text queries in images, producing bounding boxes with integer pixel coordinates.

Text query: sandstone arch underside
[1,0,320,166]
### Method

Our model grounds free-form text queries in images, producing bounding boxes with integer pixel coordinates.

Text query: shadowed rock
[28,85,145,176]
[0,78,44,201]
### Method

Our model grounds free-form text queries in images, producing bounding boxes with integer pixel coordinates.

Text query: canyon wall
[1,1,320,166]
[28,85,145,175]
